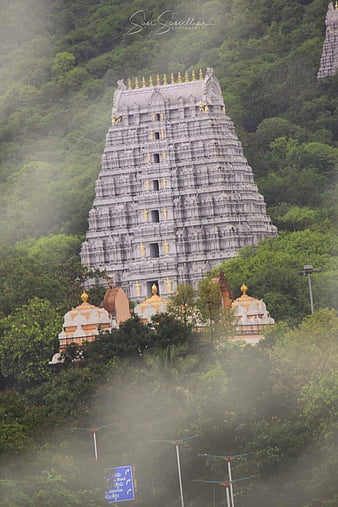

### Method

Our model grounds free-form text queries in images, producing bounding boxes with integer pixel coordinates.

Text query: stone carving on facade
[81,69,276,300]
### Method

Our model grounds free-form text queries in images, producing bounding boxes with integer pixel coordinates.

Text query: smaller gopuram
[231,284,275,345]
[49,287,130,364]
[317,2,338,79]
[134,284,169,323]
[49,292,111,364]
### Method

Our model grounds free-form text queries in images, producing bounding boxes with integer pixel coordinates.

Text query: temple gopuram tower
[317,2,338,79]
[81,68,276,300]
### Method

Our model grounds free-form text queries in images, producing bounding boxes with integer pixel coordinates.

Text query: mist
[0,1,337,506]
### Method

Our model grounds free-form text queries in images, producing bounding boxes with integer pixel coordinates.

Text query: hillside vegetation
[0,1,337,505]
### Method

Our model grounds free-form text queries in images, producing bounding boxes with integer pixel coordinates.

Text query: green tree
[0,298,61,390]
[196,277,224,344]
[51,52,76,80]
[167,283,199,329]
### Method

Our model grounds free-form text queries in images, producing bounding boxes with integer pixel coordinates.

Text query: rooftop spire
[81,291,89,303]
[241,284,248,295]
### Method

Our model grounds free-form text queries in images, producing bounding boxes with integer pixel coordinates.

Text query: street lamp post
[198,453,249,507]
[71,422,115,460]
[193,475,258,507]
[296,265,321,314]
[151,436,198,507]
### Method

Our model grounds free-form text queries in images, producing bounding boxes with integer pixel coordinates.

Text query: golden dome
[232,284,257,311]
[134,286,169,322]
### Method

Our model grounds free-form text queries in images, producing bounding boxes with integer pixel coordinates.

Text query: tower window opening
[153,153,160,163]
[152,180,159,191]
[154,131,160,140]
[151,210,160,222]
[155,113,161,121]
[150,243,160,257]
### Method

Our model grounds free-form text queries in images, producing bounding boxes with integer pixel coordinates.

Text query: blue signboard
[104,465,135,503]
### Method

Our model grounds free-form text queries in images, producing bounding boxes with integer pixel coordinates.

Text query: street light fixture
[151,435,198,507]
[193,475,258,507]
[71,422,115,460]
[296,264,321,314]
[198,453,249,507]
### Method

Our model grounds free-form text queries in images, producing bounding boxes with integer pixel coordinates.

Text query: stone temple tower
[317,2,338,79]
[81,68,276,300]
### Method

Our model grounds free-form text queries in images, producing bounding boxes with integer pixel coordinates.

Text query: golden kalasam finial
[170,72,175,84]
[142,76,146,87]
[163,73,168,84]
[184,71,189,82]
[156,74,161,85]
[192,69,196,80]
[177,71,182,83]
[241,284,248,295]
[199,68,203,79]
[149,75,154,86]
[152,284,158,296]
[127,78,132,89]
[81,291,89,303]
[135,77,139,88]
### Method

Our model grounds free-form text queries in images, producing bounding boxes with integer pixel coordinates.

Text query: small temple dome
[58,292,111,352]
[231,284,274,344]
[134,284,169,323]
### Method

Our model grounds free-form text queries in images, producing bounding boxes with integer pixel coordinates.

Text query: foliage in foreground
[0,310,337,506]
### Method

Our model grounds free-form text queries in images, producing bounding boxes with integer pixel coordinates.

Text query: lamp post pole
[71,422,115,460]
[226,457,234,507]
[151,436,198,507]
[175,441,185,507]
[296,265,321,314]
[198,453,250,507]
[193,475,258,507]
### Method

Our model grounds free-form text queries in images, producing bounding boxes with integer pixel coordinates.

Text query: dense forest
[0,0,337,505]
